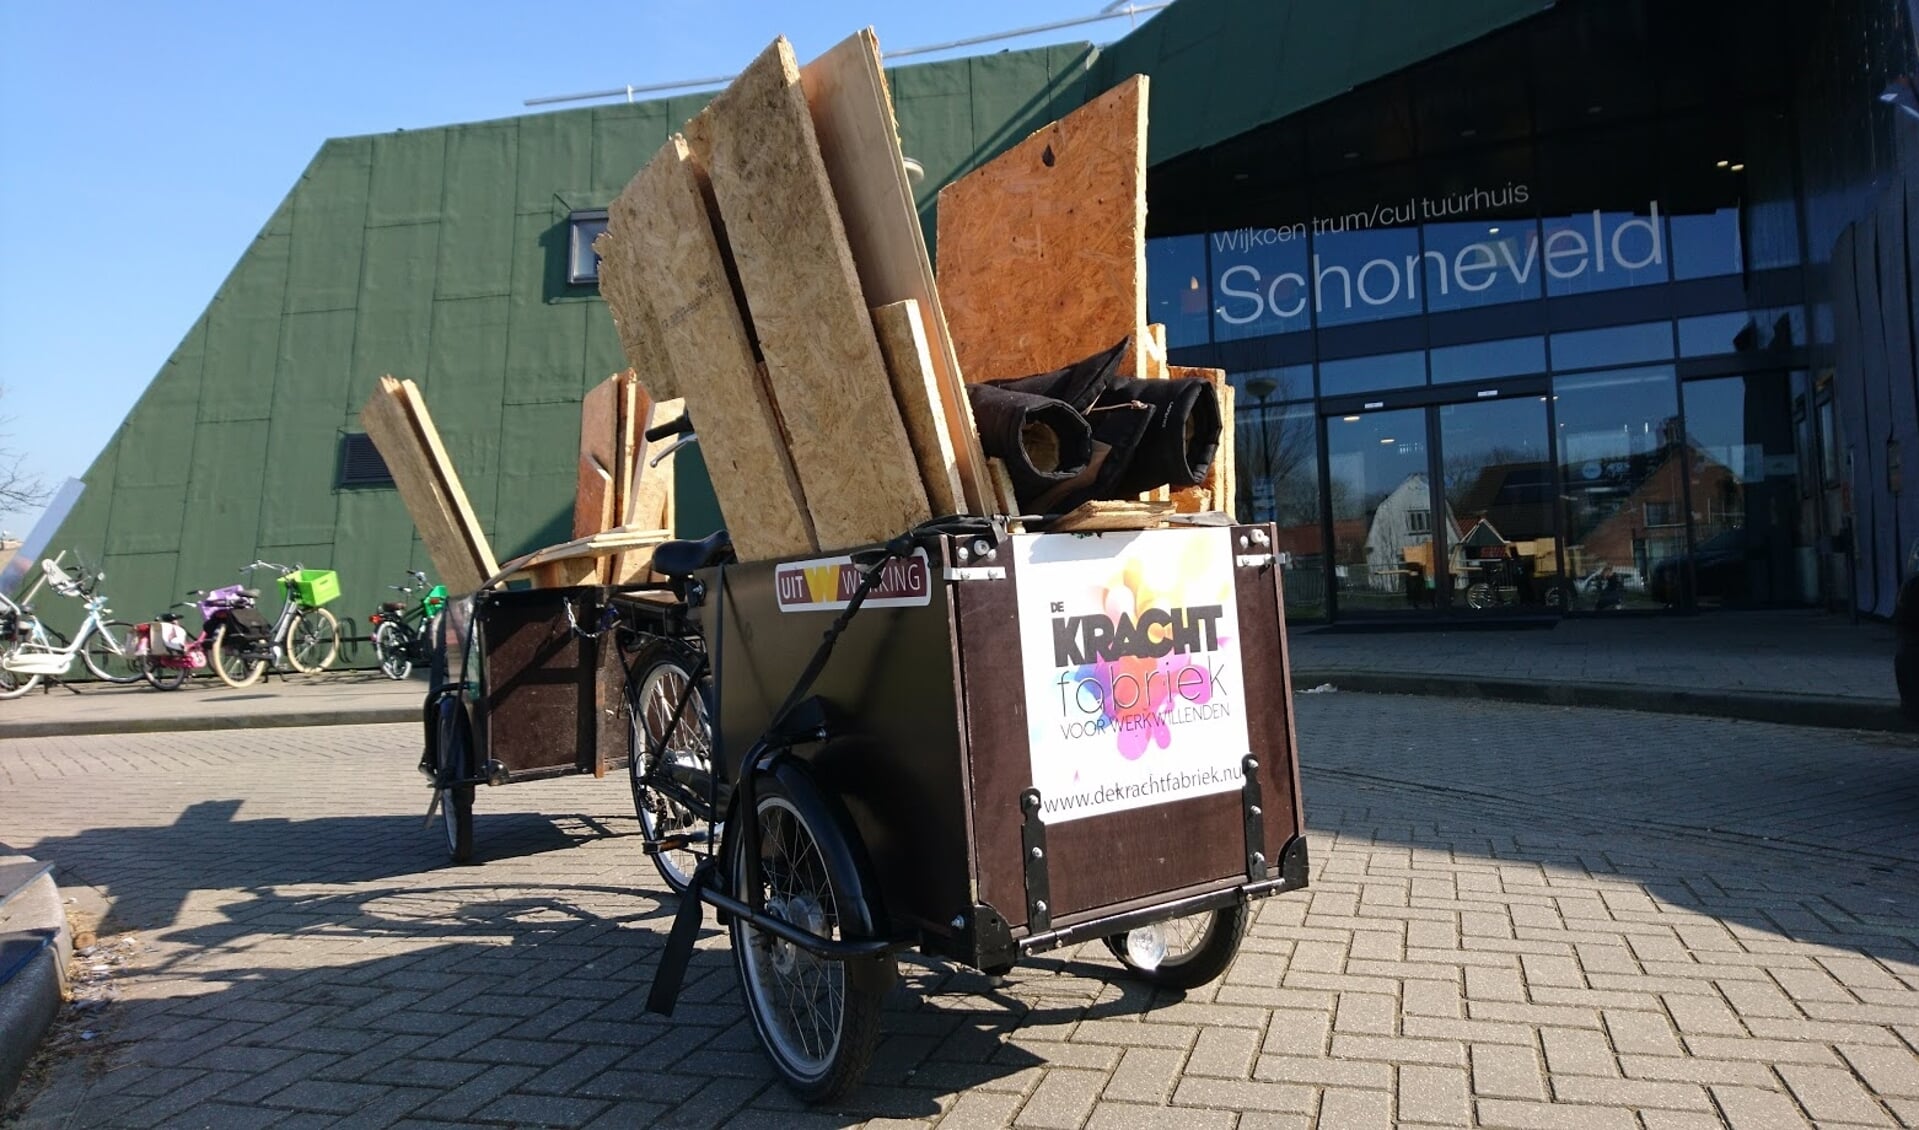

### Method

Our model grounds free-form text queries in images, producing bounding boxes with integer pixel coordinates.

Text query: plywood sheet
[595,233,679,400]
[359,377,488,593]
[579,376,619,474]
[871,300,964,516]
[573,454,615,545]
[599,135,816,562]
[799,29,992,515]
[626,396,683,533]
[937,75,1149,383]
[394,378,500,580]
[688,37,931,551]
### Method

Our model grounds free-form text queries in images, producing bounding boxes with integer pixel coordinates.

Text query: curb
[1296,670,1917,733]
[0,705,417,741]
[0,861,69,1105]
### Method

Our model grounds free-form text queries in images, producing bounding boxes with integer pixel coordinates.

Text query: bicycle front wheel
[210,628,266,689]
[82,620,142,683]
[373,621,412,680]
[287,607,340,673]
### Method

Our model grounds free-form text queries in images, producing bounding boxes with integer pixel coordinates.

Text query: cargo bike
[420,431,1309,1103]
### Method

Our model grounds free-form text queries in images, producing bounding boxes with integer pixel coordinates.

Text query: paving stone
[1317,1086,1392,1129]
[1086,1102,1234,1130]
[1778,1063,1896,1125]
[1550,1075,1714,1111]
[1840,1044,1919,1098]
[1100,1047,1182,1103]
[1397,1064,1470,1124]
[472,1092,612,1127]
[1710,1084,1814,1129]
[1475,1098,1639,1129]
[1013,1067,1104,1129]
[1469,1043,1547,1101]
[1540,1027,1618,1077]
[1170,1077,1315,1113]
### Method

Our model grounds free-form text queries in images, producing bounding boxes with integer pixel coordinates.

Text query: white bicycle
[0,561,140,698]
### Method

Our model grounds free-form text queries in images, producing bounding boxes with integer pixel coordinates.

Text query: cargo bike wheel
[1104,903,1250,990]
[730,771,890,1103]
[628,641,719,894]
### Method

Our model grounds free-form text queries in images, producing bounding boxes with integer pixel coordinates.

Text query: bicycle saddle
[651,529,734,578]
[382,600,406,613]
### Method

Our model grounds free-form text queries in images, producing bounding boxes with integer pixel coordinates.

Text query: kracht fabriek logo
[1015,529,1253,823]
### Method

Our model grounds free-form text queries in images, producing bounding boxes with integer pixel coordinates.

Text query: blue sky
[0,1,1160,534]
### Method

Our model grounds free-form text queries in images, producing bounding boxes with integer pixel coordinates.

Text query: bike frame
[1,596,115,676]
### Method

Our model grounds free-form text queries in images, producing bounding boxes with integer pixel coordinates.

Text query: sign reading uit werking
[774,549,933,613]
[1015,528,1251,823]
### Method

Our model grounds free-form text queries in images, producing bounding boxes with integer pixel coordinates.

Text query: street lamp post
[1244,377,1279,522]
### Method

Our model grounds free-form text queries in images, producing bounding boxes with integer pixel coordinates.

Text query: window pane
[1677,311,1755,357]
[1320,350,1426,396]
[1550,321,1673,370]
[1209,225,1313,341]
[1238,402,1325,619]
[1422,220,1543,313]
[1552,366,1684,610]
[1232,366,1314,405]
[1310,225,1423,326]
[1431,336,1547,383]
[1681,374,1802,606]
[1147,235,1212,348]
[1669,207,1743,280]
[1541,210,1671,296]
[569,214,608,283]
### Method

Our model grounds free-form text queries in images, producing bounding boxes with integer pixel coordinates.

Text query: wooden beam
[599,135,816,562]
[799,29,993,515]
[393,379,499,580]
[936,74,1150,383]
[987,458,1019,516]
[358,377,489,594]
[490,526,672,588]
[1046,499,1173,532]
[871,300,964,516]
[687,37,931,552]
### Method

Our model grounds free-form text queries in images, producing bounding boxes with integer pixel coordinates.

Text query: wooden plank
[599,135,816,562]
[608,373,649,583]
[870,300,964,516]
[626,396,682,533]
[1046,499,1173,532]
[799,29,992,515]
[594,234,679,399]
[987,458,1019,516]
[936,75,1150,383]
[1140,323,1168,378]
[394,379,500,580]
[687,37,931,552]
[572,453,615,581]
[530,557,600,590]
[358,378,489,593]
[490,526,673,588]
[579,376,619,474]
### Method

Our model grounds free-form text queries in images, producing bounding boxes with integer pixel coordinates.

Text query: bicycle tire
[373,621,413,680]
[1102,903,1249,990]
[140,653,191,691]
[731,774,888,1102]
[0,641,42,699]
[210,627,266,688]
[286,607,340,673]
[82,619,142,683]
[627,639,719,894]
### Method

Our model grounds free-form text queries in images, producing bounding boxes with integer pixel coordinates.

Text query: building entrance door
[1323,382,1563,620]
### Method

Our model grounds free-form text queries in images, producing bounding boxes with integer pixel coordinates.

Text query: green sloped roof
[1096,0,1555,163]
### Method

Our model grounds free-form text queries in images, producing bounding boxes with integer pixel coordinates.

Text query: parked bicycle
[131,586,253,690]
[368,570,448,680]
[206,561,343,688]
[0,561,140,696]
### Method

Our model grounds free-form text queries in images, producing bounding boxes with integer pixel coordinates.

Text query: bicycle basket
[282,568,341,607]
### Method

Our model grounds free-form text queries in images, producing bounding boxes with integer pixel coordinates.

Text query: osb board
[609,375,650,582]
[595,232,679,399]
[395,379,499,579]
[937,75,1149,384]
[1171,487,1211,513]
[358,377,487,593]
[573,454,615,563]
[600,135,816,562]
[579,376,619,476]
[687,37,930,552]
[1172,364,1233,519]
[1048,499,1173,531]
[626,396,682,533]
[1141,323,1168,378]
[799,29,992,515]
[872,300,964,517]
[987,458,1019,516]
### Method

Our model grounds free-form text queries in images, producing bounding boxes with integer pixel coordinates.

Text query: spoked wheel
[436,701,475,864]
[0,646,42,700]
[287,607,340,673]
[82,620,142,683]
[140,655,191,691]
[374,621,413,680]
[1465,582,1495,610]
[629,645,718,893]
[731,778,888,1103]
[210,628,267,688]
[1103,902,1249,990]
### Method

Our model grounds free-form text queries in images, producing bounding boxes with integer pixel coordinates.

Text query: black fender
[726,749,891,945]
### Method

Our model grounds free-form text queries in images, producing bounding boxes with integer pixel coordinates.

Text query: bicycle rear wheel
[0,645,42,699]
[210,628,267,688]
[141,654,190,691]
[373,621,413,680]
[628,642,718,894]
[83,620,141,683]
[287,607,340,673]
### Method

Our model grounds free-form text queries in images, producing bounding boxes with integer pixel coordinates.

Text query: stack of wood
[553,369,682,588]
[359,376,500,593]
[595,30,1235,559]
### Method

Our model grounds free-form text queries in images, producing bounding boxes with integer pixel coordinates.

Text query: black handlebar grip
[644,413,693,442]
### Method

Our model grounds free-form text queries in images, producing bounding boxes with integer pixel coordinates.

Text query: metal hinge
[944,567,1007,582]
[1235,554,1275,569]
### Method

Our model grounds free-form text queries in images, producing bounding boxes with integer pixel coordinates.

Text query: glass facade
[1147,0,1818,621]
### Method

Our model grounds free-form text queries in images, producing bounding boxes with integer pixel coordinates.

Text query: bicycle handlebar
[644,414,693,443]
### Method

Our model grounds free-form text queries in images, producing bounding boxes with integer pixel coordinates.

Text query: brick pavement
[2,695,1917,1128]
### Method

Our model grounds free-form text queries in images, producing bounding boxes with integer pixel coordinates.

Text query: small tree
[0,388,48,514]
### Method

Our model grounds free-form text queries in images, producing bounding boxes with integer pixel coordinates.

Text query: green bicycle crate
[283,568,341,607]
